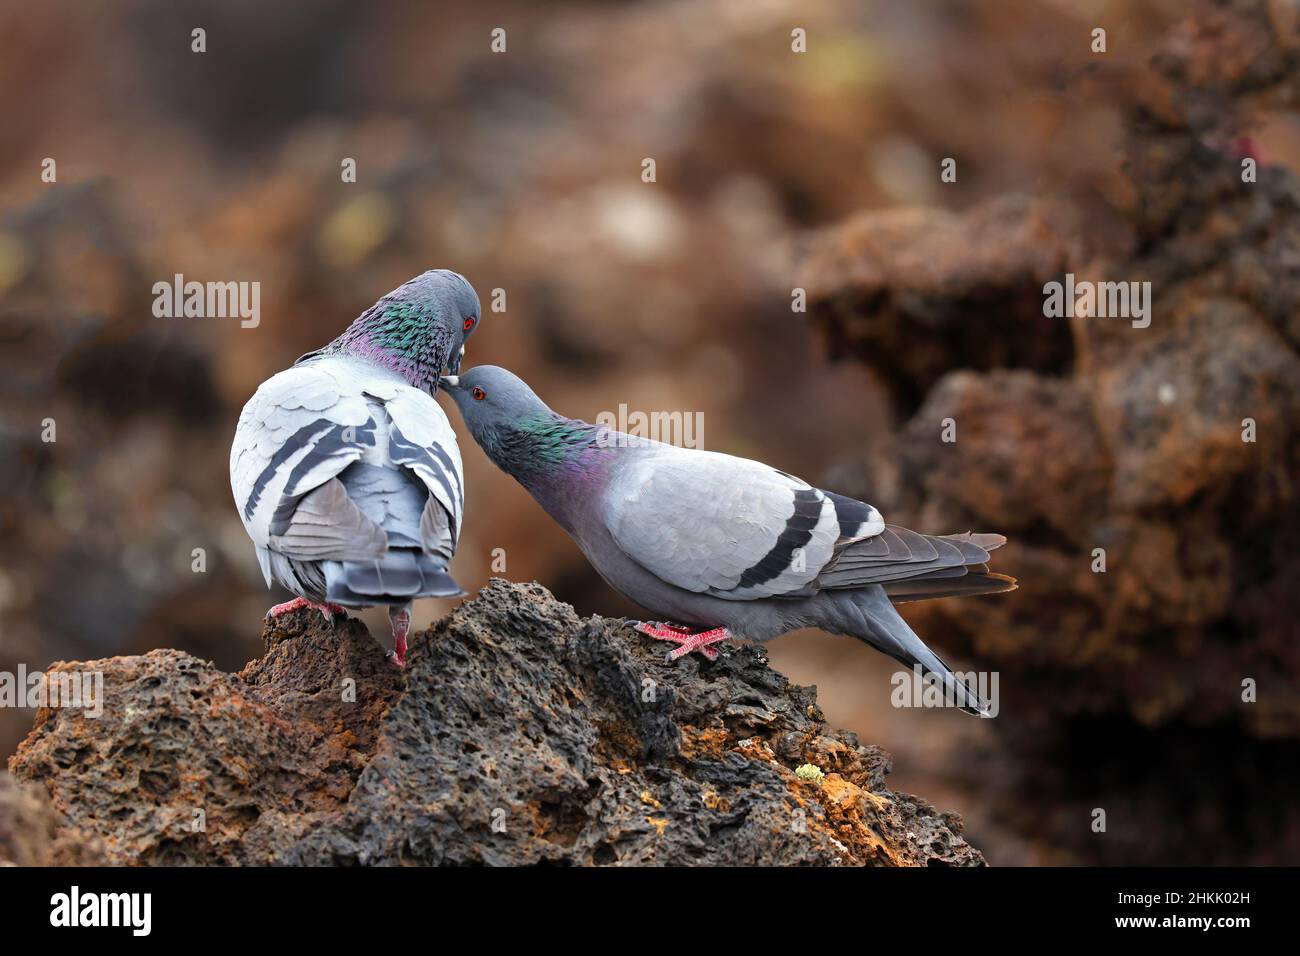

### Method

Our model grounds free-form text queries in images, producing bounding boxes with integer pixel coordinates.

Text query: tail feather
[819,526,995,587]
[848,587,991,717]
[323,548,465,606]
[952,532,1007,551]
[820,526,1015,603]
[886,570,1018,603]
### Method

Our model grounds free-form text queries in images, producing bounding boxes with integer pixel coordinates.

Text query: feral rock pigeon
[441,366,1016,715]
[230,270,481,665]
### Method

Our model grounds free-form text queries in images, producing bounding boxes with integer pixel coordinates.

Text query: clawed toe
[664,645,719,663]
[634,621,726,661]
[266,597,347,624]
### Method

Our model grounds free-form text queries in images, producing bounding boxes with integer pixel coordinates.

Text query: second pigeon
[441,365,1015,714]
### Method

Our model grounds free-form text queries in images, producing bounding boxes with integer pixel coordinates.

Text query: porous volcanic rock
[9,580,984,867]
[797,0,1300,865]
[798,195,1079,411]
[0,772,105,866]
[799,0,1300,737]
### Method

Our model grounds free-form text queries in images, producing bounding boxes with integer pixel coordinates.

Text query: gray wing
[266,476,388,559]
[382,385,464,562]
[601,447,877,600]
[230,363,388,579]
[600,446,1013,603]
[230,360,464,592]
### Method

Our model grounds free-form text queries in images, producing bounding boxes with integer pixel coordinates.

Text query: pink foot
[265,596,346,624]
[635,621,729,662]
[388,606,410,668]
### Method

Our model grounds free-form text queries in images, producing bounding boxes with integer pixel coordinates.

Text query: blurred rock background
[1,0,1297,864]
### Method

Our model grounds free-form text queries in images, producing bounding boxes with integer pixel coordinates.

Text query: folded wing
[601,445,1013,603]
[602,448,874,600]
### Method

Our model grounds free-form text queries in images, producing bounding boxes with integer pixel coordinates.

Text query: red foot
[635,621,729,661]
[389,607,410,668]
[265,596,346,624]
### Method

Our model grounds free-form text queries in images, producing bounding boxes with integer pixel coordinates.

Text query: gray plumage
[442,366,1016,715]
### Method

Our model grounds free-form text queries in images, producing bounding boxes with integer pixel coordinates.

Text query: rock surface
[6,580,983,867]
[798,196,1079,411]
[799,0,1300,864]
[0,773,104,866]
[802,0,1300,737]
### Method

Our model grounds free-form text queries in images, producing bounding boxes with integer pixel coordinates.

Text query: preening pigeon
[230,270,481,665]
[441,366,1016,715]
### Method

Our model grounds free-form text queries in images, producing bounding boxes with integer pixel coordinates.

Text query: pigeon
[440,366,1016,714]
[230,269,481,665]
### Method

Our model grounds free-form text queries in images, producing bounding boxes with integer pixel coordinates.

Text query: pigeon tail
[842,587,991,717]
[323,549,465,606]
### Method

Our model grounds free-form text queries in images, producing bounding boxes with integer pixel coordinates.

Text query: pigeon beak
[440,375,460,389]
[447,345,465,376]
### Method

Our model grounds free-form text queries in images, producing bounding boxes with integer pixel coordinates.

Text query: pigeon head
[440,365,553,437]
[441,366,603,482]
[327,269,481,391]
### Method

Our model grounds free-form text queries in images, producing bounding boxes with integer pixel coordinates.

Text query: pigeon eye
[471,386,486,401]
[463,316,476,331]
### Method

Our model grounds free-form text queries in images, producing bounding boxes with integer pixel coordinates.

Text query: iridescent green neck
[326,300,452,391]
[481,413,609,486]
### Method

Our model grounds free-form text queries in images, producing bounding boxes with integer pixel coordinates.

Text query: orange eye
[471,386,486,401]
[463,316,476,331]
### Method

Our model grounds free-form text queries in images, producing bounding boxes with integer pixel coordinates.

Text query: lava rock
[798,195,1078,411]
[792,0,1300,865]
[8,580,983,867]
[0,772,104,865]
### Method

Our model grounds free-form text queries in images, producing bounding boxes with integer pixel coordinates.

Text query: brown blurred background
[2,0,1299,865]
